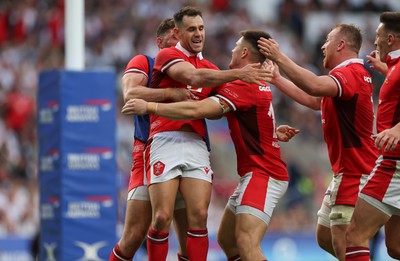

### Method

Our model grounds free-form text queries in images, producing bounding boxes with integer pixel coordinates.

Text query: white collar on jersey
[175,42,204,60]
[388,49,400,60]
[330,58,364,72]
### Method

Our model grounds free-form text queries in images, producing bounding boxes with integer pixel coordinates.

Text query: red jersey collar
[330,58,364,73]
[386,49,400,65]
[175,42,204,60]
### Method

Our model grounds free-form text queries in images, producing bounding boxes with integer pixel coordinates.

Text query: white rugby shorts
[227,172,288,225]
[145,131,213,185]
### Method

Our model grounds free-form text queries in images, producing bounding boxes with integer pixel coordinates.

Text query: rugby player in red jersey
[124,6,272,261]
[258,24,378,261]
[109,18,193,261]
[122,29,298,261]
[345,12,400,261]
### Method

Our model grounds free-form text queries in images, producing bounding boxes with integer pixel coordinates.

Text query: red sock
[108,243,132,261]
[345,246,370,260]
[186,228,209,261]
[178,253,189,261]
[228,254,241,261]
[147,227,169,261]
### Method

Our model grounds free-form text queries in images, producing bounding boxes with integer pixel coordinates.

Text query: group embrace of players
[109,6,400,261]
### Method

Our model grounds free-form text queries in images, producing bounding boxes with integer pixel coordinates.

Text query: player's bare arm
[276,125,300,142]
[258,37,338,97]
[366,50,388,76]
[166,60,273,87]
[372,122,400,152]
[269,62,321,110]
[121,97,227,120]
[122,73,195,103]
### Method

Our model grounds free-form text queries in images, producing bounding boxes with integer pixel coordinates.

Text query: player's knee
[189,208,208,227]
[153,210,173,230]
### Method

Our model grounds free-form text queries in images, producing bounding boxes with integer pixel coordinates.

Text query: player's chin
[191,44,203,53]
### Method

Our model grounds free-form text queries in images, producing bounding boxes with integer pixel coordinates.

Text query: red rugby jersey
[321,59,378,176]
[124,54,148,76]
[149,43,218,139]
[377,50,400,158]
[215,80,288,181]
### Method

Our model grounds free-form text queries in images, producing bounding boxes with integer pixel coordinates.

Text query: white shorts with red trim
[127,185,186,210]
[227,172,288,225]
[361,156,400,213]
[145,131,213,185]
[317,173,369,227]
[128,139,147,192]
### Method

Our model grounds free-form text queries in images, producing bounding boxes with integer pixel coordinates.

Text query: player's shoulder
[125,54,150,67]
[157,46,182,57]
[125,54,152,73]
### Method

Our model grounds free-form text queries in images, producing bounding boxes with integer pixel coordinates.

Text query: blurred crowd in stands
[0,0,398,241]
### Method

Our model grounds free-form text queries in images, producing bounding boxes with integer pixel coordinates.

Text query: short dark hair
[240,29,271,63]
[173,6,202,28]
[334,24,362,54]
[156,18,175,38]
[380,12,400,34]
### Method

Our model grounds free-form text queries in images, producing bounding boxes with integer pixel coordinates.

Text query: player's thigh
[385,215,400,250]
[123,198,152,234]
[217,206,236,246]
[347,197,389,243]
[148,178,180,216]
[180,177,212,214]
[235,213,267,243]
[316,223,332,246]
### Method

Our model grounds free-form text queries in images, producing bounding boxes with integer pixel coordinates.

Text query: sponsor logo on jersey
[259,86,271,92]
[272,141,280,148]
[363,76,372,83]
[153,161,165,176]
[204,167,210,174]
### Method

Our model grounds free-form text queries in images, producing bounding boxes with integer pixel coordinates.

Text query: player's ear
[156,37,163,48]
[387,33,396,46]
[337,39,345,51]
[241,47,249,58]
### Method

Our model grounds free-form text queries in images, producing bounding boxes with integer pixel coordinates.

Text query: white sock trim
[112,248,131,261]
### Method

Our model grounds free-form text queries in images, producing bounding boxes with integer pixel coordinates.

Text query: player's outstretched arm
[121,97,226,120]
[269,62,321,110]
[122,73,195,103]
[258,37,338,97]
[167,61,273,88]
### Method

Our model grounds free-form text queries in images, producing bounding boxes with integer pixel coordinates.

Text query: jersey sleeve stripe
[161,59,185,72]
[124,68,148,77]
[329,75,342,98]
[215,94,237,111]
